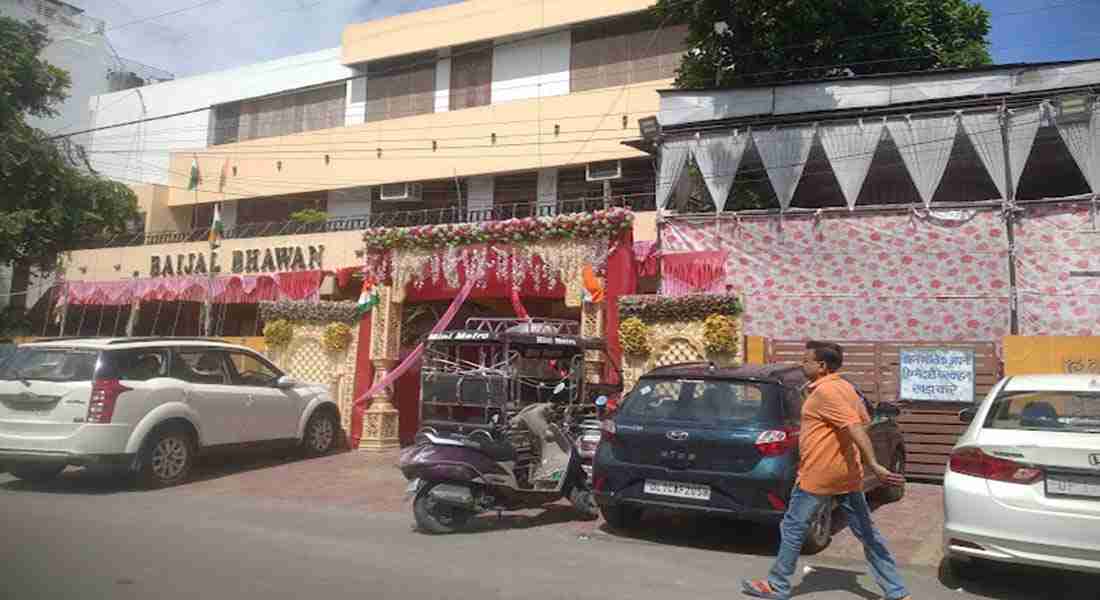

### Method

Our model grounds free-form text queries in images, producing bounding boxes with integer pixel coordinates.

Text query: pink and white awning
[62,270,325,306]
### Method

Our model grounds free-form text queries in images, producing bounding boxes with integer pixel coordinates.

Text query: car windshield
[0,347,99,382]
[620,378,783,423]
[985,391,1100,433]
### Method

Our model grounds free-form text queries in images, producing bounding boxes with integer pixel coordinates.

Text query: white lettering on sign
[898,348,976,403]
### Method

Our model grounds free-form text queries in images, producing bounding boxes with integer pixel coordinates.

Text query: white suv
[0,338,342,487]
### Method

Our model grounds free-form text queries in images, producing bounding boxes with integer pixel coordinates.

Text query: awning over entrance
[62,270,325,306]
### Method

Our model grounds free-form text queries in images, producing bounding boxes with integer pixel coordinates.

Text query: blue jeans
[766,486,909,600]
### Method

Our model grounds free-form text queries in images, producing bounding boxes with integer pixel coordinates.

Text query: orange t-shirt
[796,373,870,495]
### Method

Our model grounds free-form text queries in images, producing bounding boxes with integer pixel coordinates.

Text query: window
[227,352,282,387]
[985,391,1100,434]
[450,42,492,110]
[365,53,436,123]
[570,16,688,93]
[621,378,779,423]
[209,83,346,146]
[172,350,231,385]
[100,349,168,381]
[0,348,98,382]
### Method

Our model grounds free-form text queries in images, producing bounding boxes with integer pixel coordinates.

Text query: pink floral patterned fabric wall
[661,210,1013,342]
[1015,203,1100,336]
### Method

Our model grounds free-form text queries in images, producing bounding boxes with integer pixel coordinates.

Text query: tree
[0,17,137,309]
[655,0,992,89]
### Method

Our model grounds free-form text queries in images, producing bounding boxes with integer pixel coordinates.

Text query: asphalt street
[1,458,1096,600]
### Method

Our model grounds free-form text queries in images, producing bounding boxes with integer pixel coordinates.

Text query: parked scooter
[574,396,609,484]
[400,402,599,534]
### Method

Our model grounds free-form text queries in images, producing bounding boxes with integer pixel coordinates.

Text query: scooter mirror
[553,381,566,395]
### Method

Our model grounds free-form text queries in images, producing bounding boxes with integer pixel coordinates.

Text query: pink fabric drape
[660,250,729,296]
[352,277,477,413]
[64,271,325,305]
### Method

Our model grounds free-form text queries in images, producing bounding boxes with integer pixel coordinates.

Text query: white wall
[491,29,571,104]
[87,47,354,187]
[434,56,452,113]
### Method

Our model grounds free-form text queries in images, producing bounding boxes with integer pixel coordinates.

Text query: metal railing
[74,194,655,250]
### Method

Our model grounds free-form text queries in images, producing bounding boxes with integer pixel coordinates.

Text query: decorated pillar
[581,299,605,383]
[361,284,402,451]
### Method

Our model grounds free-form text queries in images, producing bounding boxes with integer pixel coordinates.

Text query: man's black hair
[806,340,843,372]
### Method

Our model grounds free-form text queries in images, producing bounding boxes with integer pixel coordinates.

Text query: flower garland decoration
[618,317,652,356]
[703,314,740,355]
[259,301,358,323]
[321,322,353,353]
[263,319,294,349]
[618,294,743,322]
[362,207,633,251]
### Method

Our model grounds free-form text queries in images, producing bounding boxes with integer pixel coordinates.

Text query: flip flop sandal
[741,579,785,600]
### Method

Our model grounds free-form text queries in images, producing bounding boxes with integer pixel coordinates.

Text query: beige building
[76,0,681,269]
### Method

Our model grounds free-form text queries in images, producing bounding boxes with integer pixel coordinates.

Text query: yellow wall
[341,0,655,65]
[166,80,668,206]
[131,183,190,232]
[745,336,767,365]
[632,211,657,242]
[64,230,363,282]
[1004,336,1100,375]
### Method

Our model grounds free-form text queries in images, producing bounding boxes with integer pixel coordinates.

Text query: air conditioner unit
[586,160,622,182]
[1057,95,1091,124]
[379,182,423,202]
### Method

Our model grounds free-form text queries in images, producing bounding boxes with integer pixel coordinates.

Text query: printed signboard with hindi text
[899,347,976,403]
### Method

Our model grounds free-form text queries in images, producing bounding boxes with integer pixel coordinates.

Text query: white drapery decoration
[887,114,959,208]
[960,107,1041,201]
[656,138,692,212]
[1054,100,1098,192]
[691,131,749,213]
[753,124,816,211]
[819,118,884,210]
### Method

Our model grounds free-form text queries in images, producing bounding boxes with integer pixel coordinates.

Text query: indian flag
[187,157,201,191]
[209,202,224,246]
[356,278,380,318]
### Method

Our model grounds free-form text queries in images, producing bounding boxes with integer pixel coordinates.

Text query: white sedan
[943,374,1100,575]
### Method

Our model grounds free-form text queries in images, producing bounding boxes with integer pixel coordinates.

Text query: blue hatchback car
[592,362,905,553]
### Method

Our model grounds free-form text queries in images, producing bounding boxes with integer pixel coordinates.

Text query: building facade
[55,0,681,448]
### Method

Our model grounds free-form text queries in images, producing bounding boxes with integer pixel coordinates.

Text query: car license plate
[1046,474,1100,499]
[643,479,711,501]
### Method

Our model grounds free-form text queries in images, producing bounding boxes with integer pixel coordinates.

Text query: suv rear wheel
[138,427,195,488]
[801,504,833,554]
[10,464,65,483]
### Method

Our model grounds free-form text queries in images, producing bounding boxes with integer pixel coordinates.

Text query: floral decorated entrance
[350,208,638,449]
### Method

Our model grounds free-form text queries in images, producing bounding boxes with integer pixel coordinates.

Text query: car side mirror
[276,375,298,389]
[877,403,901,418]
[959,407,977,424]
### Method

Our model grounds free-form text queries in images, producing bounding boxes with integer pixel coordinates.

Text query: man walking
[742,341,911,600]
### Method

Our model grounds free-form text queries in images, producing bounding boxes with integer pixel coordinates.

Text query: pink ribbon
[352,277,476,411]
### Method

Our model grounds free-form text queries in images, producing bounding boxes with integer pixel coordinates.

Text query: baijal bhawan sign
[150,244,324,277]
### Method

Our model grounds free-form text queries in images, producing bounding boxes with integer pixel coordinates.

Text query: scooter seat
[468,437,515,462]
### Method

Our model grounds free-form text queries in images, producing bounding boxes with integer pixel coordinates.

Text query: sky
[75,0,1100,79]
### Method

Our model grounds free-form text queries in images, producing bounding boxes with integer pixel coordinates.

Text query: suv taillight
[599,419,616,444]
[948,448,1043,484]
[87,379,131,424]
[755,427,798,457]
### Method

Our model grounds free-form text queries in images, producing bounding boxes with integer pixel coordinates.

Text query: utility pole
[999,103,1020,336]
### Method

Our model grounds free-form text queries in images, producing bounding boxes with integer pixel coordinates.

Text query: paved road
[1,455,1095,600]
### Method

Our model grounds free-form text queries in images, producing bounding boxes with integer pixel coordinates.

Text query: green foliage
[263,319,294,348]
[618,317,652,356]
[289,208,329,224]
[654,0,992,88]
[0,17,138,270]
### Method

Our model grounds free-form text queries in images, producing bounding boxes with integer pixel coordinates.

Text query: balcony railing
[75,194,655,250]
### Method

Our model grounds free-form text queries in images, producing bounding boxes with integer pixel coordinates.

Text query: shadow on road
[790,565,880,600]
[0,448,351,495]
[433,504,590,535]
[937,557,1100,600]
